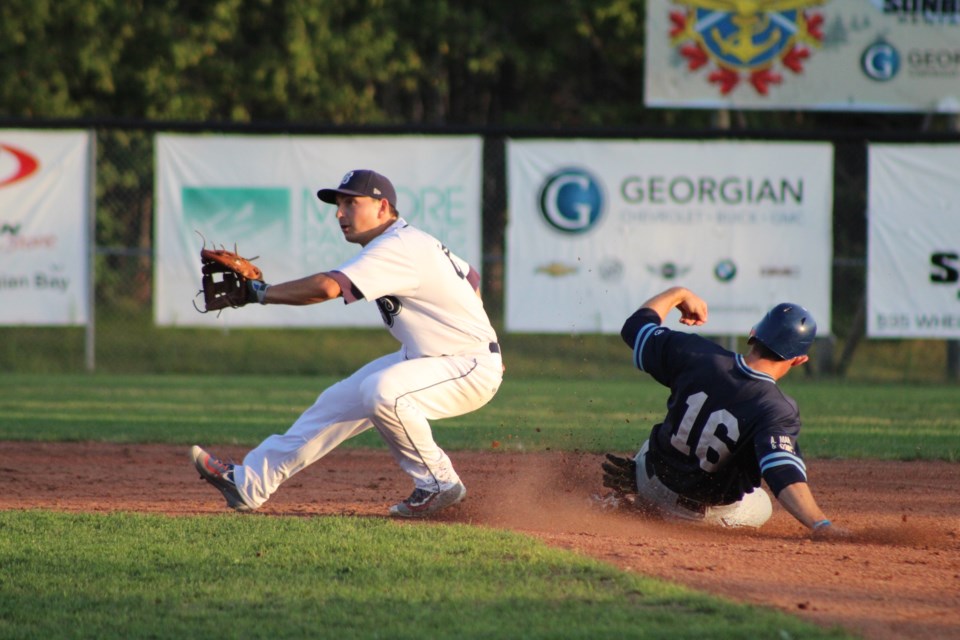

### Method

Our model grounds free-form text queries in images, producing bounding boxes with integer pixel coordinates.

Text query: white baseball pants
[234,347,503,509]
[632,440,773,528]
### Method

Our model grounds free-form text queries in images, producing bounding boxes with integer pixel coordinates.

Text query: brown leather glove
[197,246,265,312]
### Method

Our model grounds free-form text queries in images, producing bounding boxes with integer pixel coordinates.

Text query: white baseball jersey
[330,218,498,358]
[234,217,503,508]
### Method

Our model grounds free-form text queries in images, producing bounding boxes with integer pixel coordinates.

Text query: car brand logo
[714,259,738,282]
[0,144,40,188]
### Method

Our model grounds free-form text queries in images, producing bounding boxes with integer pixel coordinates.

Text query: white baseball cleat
[388,483,467,518]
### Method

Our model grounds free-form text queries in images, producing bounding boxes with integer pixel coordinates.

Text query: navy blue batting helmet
[748,303,817,360]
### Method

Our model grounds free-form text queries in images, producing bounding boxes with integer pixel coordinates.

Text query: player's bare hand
[811,522,852,541]
[676,292,708,326]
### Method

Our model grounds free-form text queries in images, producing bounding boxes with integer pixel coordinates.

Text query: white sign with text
[0,130,91,325]
[506,139,833,335]
[155,134,482,327]
[645,1,960,112]
[868,144,960,338]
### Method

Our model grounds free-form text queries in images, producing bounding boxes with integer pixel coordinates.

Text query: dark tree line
[6,0,946,131]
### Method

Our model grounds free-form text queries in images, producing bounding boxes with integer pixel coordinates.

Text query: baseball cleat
[388,482,467,518]
[190,445,254,512]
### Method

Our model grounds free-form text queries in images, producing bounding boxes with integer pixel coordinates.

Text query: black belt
[489,342,500,354]
[676,495,707,515]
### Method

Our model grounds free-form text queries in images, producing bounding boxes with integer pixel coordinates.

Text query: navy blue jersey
[622,308,808,505]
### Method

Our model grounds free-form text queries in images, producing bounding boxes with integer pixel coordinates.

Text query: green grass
[1,373,957,460]
[3,320,959,384]
[0,511,851,640]
[791,383,960,460]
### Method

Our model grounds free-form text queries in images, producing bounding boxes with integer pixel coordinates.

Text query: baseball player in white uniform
[191,169,503,517]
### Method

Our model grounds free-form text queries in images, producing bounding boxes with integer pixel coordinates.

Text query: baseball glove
[196,244,265,313]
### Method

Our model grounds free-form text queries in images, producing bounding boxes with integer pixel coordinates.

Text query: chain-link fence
[2,124,957,381]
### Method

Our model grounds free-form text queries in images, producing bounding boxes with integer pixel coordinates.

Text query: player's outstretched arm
[640,286,708,326]
[776,482,850,540]
[259,272,342,306]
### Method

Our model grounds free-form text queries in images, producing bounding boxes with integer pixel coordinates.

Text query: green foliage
[0,0,659,127]
[0,511,851,639]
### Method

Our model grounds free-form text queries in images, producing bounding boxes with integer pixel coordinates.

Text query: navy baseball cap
[317,170,397,207]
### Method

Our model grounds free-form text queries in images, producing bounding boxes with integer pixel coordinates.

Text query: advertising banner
[645,0,960,112]
[868,144,960,338]
[155,135,482,327]
[0,130,91,325]
[506,139,833,335]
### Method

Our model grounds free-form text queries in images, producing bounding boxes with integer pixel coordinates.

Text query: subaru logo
[538,168,604,234]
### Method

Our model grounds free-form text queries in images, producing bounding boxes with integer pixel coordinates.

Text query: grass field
[3,321,958,384]
[0,511,852,640]
[1,373,957,460]
[3,369,956,638]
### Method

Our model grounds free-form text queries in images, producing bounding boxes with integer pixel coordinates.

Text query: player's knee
[358,377,397,415]
[710,488,772,528]
[742,488,773,526]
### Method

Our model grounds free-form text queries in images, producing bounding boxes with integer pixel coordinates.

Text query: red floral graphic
[669,5,825,97]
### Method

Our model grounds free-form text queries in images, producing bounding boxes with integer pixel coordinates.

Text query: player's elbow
[286,274,341,305]
[310,274,342,303]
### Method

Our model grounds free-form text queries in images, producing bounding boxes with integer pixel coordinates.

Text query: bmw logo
[861,40,900,82]
[538,168,604,234]
[714,259,737,282]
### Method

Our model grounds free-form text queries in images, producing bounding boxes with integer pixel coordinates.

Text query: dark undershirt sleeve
[467,266,481,291]
[326,270,364,304]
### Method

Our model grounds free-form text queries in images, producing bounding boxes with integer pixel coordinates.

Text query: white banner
[506,140,833,335]
[0,130,91,325]
[868,144,960,338]
[155,134,482,327]
[645,0,960,112]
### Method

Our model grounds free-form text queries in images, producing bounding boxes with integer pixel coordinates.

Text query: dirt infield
[2,442,958,640]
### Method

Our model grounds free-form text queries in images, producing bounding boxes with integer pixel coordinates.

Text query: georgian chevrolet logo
[538,168,605,234]
[669,1,826,96]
